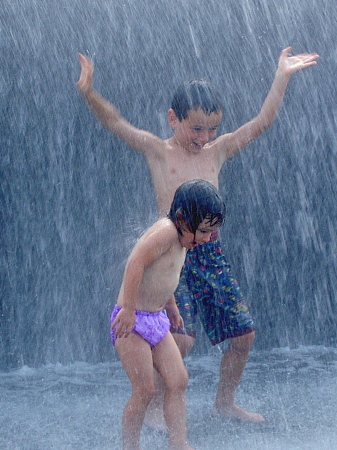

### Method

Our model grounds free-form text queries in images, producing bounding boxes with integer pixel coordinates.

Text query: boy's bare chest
[152,152,219,187]
[148,150,221,214]
[171,160,217,179]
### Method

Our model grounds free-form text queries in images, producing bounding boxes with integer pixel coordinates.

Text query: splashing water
[1,0,337,447]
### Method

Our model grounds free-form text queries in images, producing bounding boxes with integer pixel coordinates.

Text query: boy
[111,179,225,450]
[77,46,319,423]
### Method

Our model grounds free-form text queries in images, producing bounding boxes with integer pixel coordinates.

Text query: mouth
[192,142,203,150]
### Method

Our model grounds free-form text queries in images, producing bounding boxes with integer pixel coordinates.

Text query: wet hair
[171,79,223,121]
[168,180,226,234]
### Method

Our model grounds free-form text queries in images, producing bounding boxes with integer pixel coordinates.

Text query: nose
[200,130,210,144]
[201,233,212,244]
[205,233,212,243]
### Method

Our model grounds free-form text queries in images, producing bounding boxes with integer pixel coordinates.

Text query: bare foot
[212,404,265,423]
[144,407,168,433]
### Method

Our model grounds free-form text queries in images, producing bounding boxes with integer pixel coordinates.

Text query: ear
[167,108,179,129]
[174,210,186,228]
[175,211,191,232]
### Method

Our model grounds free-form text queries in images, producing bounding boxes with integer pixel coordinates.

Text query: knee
[179,367,189,390]
[166,367,189,393]
[230,331,255,353]
[137,381,156,404]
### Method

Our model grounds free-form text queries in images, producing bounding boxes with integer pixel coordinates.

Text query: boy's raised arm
[217,47,319,162]
[77,53,162,154]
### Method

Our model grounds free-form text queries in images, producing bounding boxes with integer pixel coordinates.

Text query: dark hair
[168,180,226,234]
[171,79,223,121]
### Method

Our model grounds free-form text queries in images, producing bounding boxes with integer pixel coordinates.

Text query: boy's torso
[148,139,222,217]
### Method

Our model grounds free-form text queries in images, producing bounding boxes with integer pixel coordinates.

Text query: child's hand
[77,53,94,95]
[110,307,135,339]
[165,303,184,329]
[176,314,184,330]
[278,46,319,77]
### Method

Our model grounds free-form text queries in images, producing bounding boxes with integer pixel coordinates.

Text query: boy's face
[169,108,222,153]
[178,218,219,250]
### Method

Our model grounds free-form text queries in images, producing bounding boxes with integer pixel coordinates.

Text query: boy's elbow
[255,114,275,135]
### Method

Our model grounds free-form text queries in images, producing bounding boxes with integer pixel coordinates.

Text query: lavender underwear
[110,305,170,348]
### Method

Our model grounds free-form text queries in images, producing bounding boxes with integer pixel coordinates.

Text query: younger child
[111,179,225,450]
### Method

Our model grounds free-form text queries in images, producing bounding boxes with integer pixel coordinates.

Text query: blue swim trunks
[172,239,255,345]
[110,305,170,348]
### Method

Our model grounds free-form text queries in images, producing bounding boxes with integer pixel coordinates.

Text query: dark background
[1,0,337,369]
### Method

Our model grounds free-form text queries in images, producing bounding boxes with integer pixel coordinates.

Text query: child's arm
[110,257,145,339]
[164,296,184,329]
[77,53,163,155]
[215,47,319,163]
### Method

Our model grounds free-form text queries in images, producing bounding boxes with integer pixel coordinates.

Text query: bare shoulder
[144,138,188,174]
[140,218,177,247]
[128,218,178,268]
[209,130,243,165]
[136,131,174,159]
[130,128,166,157]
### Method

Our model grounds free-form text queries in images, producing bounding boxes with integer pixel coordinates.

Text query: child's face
[169,108,222,153]
[178,218,219,250]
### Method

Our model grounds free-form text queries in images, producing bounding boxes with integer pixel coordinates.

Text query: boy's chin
[190,143,203,152]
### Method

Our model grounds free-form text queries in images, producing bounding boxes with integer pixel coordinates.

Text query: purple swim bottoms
[110,305,170,348]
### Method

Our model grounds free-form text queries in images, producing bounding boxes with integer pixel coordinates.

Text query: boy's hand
[77,53,94,96]
[110,307,135,339]
[278,46,319,77]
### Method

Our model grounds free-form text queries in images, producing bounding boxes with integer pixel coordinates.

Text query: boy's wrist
[82,88,95,101]
[276,65,291,81]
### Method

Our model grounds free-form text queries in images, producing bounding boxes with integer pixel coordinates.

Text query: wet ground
[1,346,336,449]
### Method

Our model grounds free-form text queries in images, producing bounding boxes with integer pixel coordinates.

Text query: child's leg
[115,333,155,450]
[152,332,194,450]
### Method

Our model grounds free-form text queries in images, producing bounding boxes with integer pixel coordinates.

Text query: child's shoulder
[142,217,176,240]
[151,217,176,234]
[136,218,178,256]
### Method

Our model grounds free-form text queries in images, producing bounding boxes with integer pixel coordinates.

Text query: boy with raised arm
[77,47,319,424]
[111,179,225,450]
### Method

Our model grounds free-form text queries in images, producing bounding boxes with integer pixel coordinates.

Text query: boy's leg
[173,333,263,422]
[115,333,155,449]
[213,331,264,422]
[152,332,194,450]
[173,332,195,358]
[190,241,264,422]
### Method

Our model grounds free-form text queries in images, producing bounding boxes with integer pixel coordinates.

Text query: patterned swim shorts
[110,305,170,348]
[172,240,255,345]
